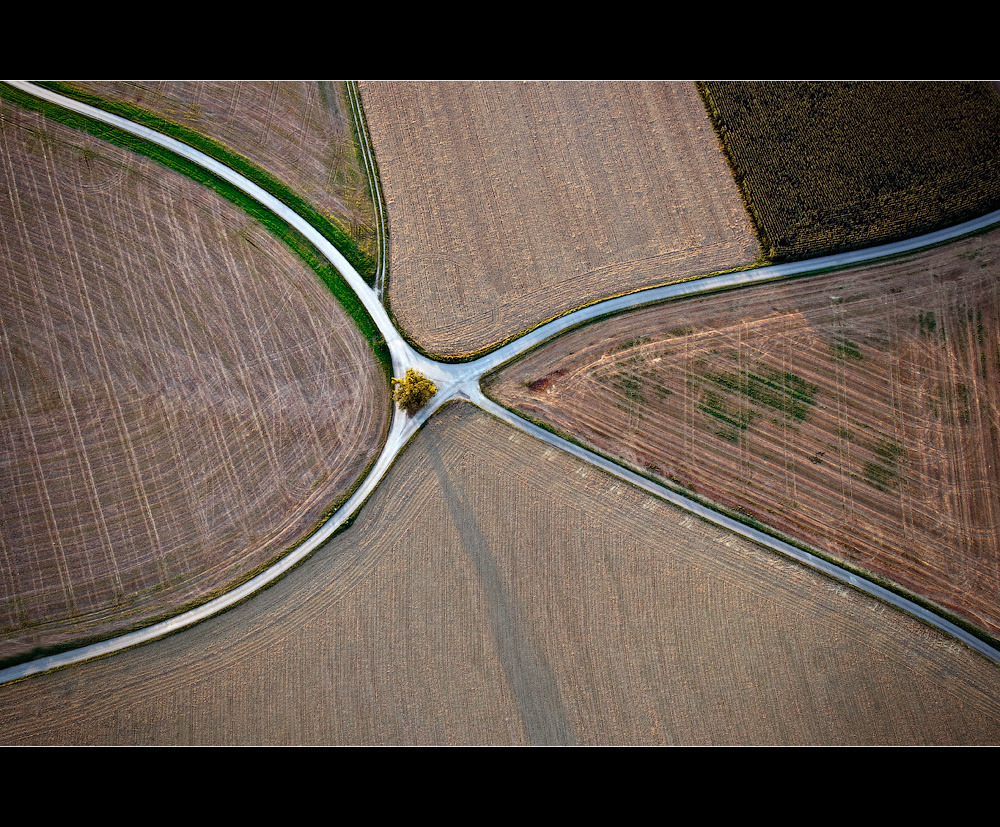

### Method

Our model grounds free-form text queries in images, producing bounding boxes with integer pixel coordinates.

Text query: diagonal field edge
[474,393,1000,667]
[3,81,1000,688]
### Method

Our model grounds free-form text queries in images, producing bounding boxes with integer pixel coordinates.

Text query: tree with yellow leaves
[392,368,437,415]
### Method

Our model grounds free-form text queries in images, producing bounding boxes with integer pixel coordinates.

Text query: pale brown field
[1,403,998,745]
[70,81,378,263]
[0,101,389,662]
[359,81,760,358]
[486,228,1000,641]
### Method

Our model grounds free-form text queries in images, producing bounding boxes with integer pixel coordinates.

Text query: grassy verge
[1,82,391,379]
[345,81,389,291]
[0,82,397,674]
[37,81,379,286]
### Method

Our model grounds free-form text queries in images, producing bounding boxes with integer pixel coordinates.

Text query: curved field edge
[1,84,391,378]
[0,85,393,671]
[0,450,380,674]
[6,400,1000,745]
[0,391,440,687]
[363,81,762,361]
[387,264,765,364]
[479,289,1000,658]
[0,434,385,679]
[35,81,380,287]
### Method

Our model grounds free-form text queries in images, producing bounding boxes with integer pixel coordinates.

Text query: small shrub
[392,368,437,415]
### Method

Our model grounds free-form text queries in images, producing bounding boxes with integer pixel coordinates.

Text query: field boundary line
[5,81,1000,686]
[468,209,1000,376]
[472,394,1000,666]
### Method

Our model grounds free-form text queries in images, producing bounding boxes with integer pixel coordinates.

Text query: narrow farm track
[2,81,1000,698]
[345,82,388,301]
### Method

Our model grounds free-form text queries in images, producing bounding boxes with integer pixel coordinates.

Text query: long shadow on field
[425,420,574,746]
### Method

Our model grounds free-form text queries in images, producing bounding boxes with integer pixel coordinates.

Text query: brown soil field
[1,403,998,745]
[69,81,378,265]
[359,81,760,358]
[0,100,389,662]
[486,228,1000,641]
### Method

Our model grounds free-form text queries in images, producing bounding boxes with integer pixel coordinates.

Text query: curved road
[2,80,999,687]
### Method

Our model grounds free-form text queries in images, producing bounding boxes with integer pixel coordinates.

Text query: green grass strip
[1,82,391,378]
[37,81,378,285]
[0,83,394,670]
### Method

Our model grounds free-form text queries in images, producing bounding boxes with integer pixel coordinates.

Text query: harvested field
[700,81,1000,261]
[0,100,390,662]
[67,81,379,277]
[360,81,760,358]
[486,228,1000,641]
[1,403,999,745]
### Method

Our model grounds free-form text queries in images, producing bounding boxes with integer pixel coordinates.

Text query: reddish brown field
[487,229,1000,640]
[359,81,760,357]
[70,81,378,263]
[2,403,998,745]
[0,99,389,662]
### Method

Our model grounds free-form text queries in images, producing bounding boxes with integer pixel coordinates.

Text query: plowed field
[486,228,1000,640]
[359,81,760,358]
[2,404,998,745]
[0,99,389,662]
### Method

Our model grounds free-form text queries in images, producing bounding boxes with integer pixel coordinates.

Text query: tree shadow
[424,411,575,745]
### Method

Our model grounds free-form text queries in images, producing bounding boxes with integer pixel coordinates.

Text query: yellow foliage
[392,368,437,415]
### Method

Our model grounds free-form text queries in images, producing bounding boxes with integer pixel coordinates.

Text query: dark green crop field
[700,81,1000,261]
